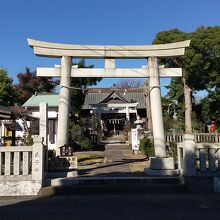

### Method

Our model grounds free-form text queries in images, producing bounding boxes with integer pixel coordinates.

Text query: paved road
[0,193,220,220]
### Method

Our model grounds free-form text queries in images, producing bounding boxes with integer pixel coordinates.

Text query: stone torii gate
[28,39,190,174]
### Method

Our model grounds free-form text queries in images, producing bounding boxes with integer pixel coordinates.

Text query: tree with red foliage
[14,68,59,104]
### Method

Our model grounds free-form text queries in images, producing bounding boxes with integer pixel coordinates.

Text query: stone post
[32,136,44,184]
[56,56,72,155]
[39,102,48,172]
[183,134,196,176]
[148,57,166,158]
[39,102,48,146]
[96,107,101,143]
[126,106,130,121]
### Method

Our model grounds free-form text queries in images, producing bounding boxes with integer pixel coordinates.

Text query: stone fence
[177,135,220,192]
[177,142,220,175]
[166,133,220,144]
[0,136,46,196]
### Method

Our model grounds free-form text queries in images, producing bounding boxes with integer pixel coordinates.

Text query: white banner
[131,128,139,150]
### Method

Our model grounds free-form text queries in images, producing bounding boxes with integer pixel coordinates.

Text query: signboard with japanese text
[131,128,139,150]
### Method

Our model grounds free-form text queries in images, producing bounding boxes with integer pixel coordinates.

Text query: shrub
[80,138,93,151]
[48,149,56,159]
[83,129,91,139]
[168,141,177,162]
[139,137,155,158]
[69,123,81,132]
[21,132,33,146]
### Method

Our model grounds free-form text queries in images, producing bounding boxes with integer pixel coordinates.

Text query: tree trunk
[144,81,152,135]
[183,77,192,134]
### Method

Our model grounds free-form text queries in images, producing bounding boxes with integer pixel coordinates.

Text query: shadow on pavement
[0,193,220,220]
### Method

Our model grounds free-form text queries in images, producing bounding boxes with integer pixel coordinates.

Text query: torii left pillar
[56,56,72,156]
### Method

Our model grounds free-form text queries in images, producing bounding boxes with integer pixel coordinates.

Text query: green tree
[14,67,58,104]
[0,68,16,105]
[164,78,185,131]
[153,26,220,133]
[70,59,102,113]
[195,92,220,131]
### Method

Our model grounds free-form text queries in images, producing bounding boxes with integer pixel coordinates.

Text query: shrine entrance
[102,114,125,136]
[90,89,139,139]
[28,38,190,174]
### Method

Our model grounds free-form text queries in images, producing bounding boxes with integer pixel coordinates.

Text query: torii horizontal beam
[37,67,182,78]
[28,38,190,58]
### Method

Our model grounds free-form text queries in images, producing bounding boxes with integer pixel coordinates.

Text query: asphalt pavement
[0,193,220,220]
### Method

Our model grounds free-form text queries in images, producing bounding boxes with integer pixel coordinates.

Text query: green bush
[80,138,93,151]
[69,122,81,132]
[48,149,56,159]
[21,132,33,146]
[139,137,155,158]
[83,129,91,139]
[168,141,177,162]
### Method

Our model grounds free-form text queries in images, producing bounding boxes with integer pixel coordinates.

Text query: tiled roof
[0,104,12,119]
[82,90,146,109]
[87,88,144,93]
[22,89,146,109]
[100,91,129,104]
[23,93,59,107]
[11,106,27,114]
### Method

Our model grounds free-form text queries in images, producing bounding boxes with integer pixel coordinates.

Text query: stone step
[40,177,187,196]
[101,141,128,145]
[40,183,187,196]
[122,149,134,154]
[50,176,183,186]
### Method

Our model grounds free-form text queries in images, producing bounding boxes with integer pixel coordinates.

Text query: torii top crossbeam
[28,38,190,58]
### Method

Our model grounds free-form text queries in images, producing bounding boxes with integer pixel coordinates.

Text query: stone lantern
[134,116,144,129]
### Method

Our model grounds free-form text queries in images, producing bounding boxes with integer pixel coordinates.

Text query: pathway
[79,144,148,177]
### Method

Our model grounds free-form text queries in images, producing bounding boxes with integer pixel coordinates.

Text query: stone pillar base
[144,157,179,176]
[144,168,179,176]
[150,157,175,170]
[182,134,196,176]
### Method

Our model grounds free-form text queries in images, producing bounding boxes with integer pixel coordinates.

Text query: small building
[0,103,26,146]
[81,88,146,136]
[0,103,37,146]
[23,93,59,150]
[0,103,14,146]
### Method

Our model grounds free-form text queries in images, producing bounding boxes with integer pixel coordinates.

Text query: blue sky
[0,0,219,96]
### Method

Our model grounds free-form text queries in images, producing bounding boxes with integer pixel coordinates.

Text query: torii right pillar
[145,57,177,176]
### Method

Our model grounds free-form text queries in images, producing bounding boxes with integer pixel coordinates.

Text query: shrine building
[22,87,146,148]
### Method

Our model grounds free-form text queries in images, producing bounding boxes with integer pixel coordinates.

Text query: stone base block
[47,170,78,178]
[0,180,42,196]
[214,177,220,192]
[50,177,74,186]
[150,157,175,170]
[185,176,214,192]
[144,168,179,176]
